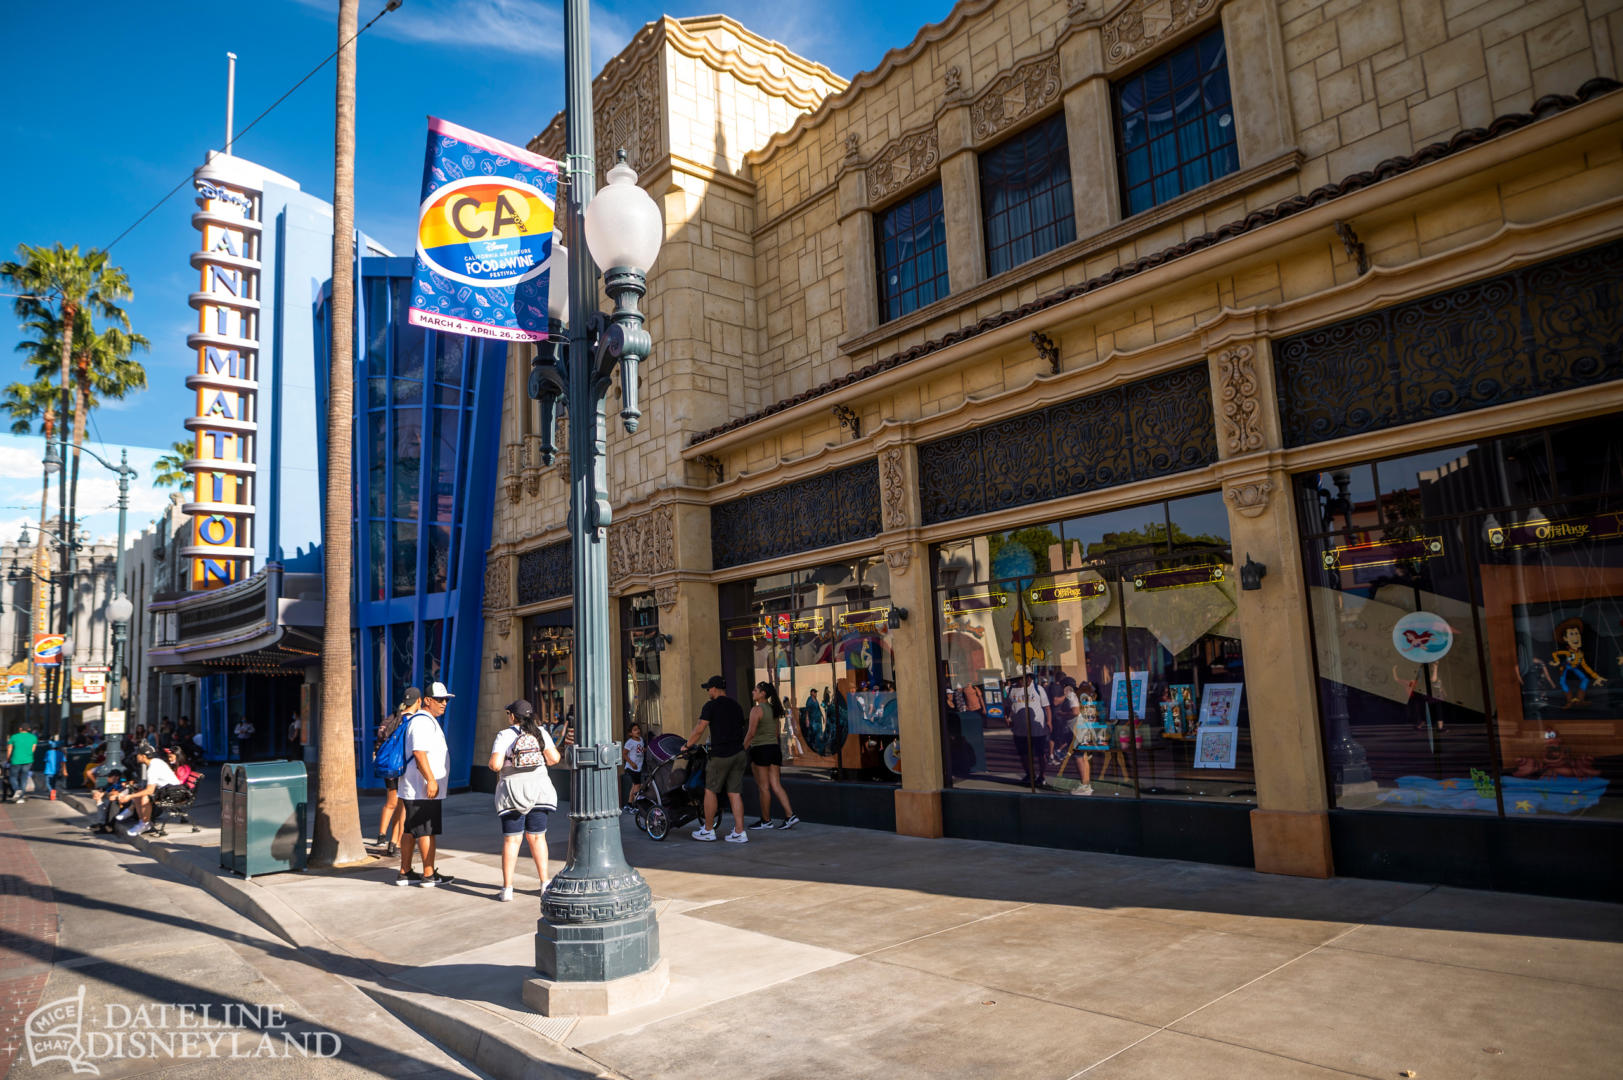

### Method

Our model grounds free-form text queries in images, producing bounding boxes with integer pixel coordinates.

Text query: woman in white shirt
[488,699,563,902]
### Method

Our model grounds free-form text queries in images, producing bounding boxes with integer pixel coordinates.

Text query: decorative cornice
[1090,0,1223,71]
[969,51,1061,142]
[748,0,1003,167]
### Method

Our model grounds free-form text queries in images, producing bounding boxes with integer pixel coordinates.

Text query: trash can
[232,760,307,878]
[65,748,93,790]
[219,766,238,871]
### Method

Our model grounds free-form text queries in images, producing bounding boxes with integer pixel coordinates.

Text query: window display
[1296,415,1623,820]
[934,491,1253,801]
[718,558,899,784]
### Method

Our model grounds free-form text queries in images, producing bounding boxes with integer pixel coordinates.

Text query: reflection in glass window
[620,593,663,751]
[718,560,899,785]
[1296,416,1623,821]
[876,184,949,322]
[1114,25,1237,215]
[935,492,1252,801]
[980,111,1075,276]
[525,616,575,750]
[389,623,413,702]
[392,523,418,599]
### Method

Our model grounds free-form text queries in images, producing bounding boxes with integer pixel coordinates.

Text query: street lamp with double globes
[525,4,667,1009]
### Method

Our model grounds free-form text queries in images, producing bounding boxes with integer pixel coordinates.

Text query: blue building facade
[318,257,507,788]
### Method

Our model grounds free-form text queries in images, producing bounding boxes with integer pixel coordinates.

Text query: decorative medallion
[1102,0,1221,69]
[843,132,862,163]
[494,615,512,638]
[944,65,963,94]
[1216,344,1265,456]
[655,585,678,610]
[867,130,940,203]
[970,53,1061,142]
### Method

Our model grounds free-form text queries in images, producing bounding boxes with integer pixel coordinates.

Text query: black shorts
[748,744,783,767]
[384,776,398,792]
[401,798,443,837]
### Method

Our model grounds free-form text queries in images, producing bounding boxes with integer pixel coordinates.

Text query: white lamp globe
[60,638,74,661]
[108,593,135,623]
[545,243,569,324]
[583,158,663,274]
[21,674,34,691]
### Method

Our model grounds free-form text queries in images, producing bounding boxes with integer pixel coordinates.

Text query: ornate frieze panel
[1215,344,1265,455]
[1274,239,1623,448]
[483,554,511,613]
[711,460,882,570]
[607,505,676,582]
[1101,0,1221,70]
[596,56,662,176]
[516,540,572,606]
[879,447,909,531]
[970,52,1062,142]
[917,365,1218,525]
[867,130,940,203]
[504,443,522,504]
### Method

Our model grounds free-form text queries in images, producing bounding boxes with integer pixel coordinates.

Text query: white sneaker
[724,830,749,844]
[690,827,717,842]
[115,808,134,822]
[126,822,148,837]
[781,815,799,830]
[498,886,514,902]
[1072,785,1094,796]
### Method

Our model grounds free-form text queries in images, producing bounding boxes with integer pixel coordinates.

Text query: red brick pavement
[0,802,58,1077]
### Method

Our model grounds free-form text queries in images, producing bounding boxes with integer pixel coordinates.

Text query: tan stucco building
[478,0,1623,899]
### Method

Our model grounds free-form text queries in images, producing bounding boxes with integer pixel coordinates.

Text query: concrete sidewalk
[68,787,1623,1079]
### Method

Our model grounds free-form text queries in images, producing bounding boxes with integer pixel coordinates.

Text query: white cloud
[0,446,42,481]
[293,0,621,58]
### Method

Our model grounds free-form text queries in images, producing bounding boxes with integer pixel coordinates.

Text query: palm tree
[312,0,368,867]
[152,440,195,491]
[3,245,136,721]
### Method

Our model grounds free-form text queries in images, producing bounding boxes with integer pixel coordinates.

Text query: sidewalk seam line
[1063,923,1365,1079]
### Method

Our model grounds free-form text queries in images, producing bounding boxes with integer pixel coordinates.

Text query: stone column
[1059,26,1119,238]
[837,168,878,338]
[1221,0,1297,167]
[877,442,945,837]
[936,104,985,293]
[1207,334,1333,878]
[655,501,719,740]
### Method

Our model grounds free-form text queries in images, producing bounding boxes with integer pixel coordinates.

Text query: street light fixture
[42,441,62,475]
[526,0,667,1009]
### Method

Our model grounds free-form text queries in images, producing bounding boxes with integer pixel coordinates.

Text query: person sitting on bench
[110,745,185,838]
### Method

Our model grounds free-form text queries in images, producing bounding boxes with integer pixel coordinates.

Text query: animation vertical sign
[408,116,559,342]
[183,170,260,589]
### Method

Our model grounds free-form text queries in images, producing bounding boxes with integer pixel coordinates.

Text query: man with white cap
[396,681,458,887]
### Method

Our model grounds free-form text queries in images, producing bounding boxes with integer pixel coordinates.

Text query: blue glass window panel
[368,378,389,409]
[434,331,463,385]
[393,377,422,406]
[980,111,1076,277]
[429,407,458,523]
[389,622,414,693]
[368,412,386,517]
[392,408,422,521]
[421,619,446,686]
[390,282,425,381]
[875,183,949,321]
[1113,25,1237,214]
[368,522,385,602]
[426,525,452,594]
[392,524,418,600]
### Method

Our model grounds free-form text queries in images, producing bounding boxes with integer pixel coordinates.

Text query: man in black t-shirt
[684,675,755,843]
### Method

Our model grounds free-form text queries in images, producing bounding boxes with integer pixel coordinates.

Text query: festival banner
[409,116,560,342]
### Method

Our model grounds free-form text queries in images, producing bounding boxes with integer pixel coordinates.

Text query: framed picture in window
[1199,683,1244,728]
[1193,725,1239,769]
[1109,672,1149,720]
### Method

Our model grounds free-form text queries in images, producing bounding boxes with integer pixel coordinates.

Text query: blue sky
[0,0,949,451]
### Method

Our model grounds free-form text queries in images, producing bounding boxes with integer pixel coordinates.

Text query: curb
[62,792,610,1080]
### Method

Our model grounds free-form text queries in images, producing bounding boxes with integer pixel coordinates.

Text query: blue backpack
[374,714,414,780]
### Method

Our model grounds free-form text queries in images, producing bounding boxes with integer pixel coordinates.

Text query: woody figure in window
[1548,617,1605,708]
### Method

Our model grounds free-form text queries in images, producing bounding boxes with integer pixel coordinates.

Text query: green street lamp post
[526,0,666,1000]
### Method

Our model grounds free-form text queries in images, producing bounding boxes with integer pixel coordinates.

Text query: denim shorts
[499,807,550,835]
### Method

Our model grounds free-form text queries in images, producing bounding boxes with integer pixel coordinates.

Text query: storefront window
[525,613,575,751]
[719,557,899,784]
[936,492,1252,801]
[1297,417,1623,820]
[620,593,663,742]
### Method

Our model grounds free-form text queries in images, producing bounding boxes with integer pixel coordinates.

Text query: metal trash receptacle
[220,766,238,870]
[65,748,93,790]
[234,761,307,878]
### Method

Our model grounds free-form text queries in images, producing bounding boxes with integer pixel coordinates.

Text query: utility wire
[103,1,403,254]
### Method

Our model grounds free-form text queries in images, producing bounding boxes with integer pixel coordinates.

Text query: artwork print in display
[1198,683,1244,727]
[1109,672,1150,720]
[1193,725,1239,769]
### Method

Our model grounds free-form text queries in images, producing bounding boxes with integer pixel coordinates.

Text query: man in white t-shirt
[112,745,184,837]
[396,682,457,888]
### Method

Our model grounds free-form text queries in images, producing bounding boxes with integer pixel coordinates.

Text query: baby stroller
[630,733,709,841]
